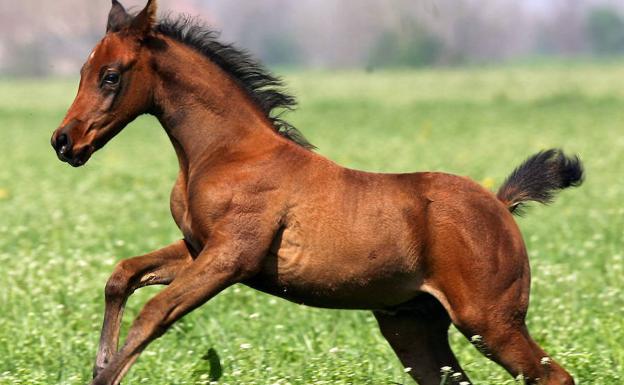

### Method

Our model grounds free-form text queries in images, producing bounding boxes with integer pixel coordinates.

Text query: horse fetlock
[93,350,112,379]
[92,363,106,380]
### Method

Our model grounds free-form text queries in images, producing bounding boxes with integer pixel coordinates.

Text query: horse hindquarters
[417,198,574,385]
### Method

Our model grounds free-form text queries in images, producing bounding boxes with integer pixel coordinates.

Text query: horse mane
[155,14,315,150]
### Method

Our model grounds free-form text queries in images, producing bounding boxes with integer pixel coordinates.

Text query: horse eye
[103,72,120,86]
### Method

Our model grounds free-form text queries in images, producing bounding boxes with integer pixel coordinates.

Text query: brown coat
[51,1,581,384]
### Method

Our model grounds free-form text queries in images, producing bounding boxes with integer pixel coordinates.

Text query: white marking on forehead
[87,42,102,63]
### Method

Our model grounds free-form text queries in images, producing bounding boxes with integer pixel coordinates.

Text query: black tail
[497,149,584,215]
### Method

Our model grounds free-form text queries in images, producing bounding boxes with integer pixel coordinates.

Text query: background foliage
[3,0,624,76]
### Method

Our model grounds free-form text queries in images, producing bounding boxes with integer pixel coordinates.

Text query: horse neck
[150,38,282,172]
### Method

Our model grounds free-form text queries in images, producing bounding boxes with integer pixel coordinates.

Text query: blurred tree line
[587,7,624,55]
[1,0,624,76]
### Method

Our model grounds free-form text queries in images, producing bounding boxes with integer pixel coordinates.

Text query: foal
[51,1,583,384]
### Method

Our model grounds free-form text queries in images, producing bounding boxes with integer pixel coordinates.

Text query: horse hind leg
[374,294,470,385]
[423,261,574,384]
[451,305,574,385]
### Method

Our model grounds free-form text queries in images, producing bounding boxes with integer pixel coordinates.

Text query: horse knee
[104,260,133,300]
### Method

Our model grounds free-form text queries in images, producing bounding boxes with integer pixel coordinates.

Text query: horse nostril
[56,133,73,153]
[54,132,74,161]
[57,133,68,148]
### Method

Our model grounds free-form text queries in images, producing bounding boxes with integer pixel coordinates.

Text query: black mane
[156,15,314,149]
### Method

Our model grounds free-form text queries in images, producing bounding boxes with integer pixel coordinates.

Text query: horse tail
[497,149,584,215]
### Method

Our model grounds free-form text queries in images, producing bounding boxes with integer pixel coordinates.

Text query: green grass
[1,64,623,384]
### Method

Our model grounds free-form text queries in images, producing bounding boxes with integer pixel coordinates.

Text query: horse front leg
[90,243,257,385]
[93,240,193,378]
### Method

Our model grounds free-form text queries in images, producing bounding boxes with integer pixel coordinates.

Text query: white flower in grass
[240,343,252,350]
[441,366,453,373]
[328,347,340,353]
[403,367,412,373]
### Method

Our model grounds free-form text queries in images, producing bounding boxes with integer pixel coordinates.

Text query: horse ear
[130,0,158,36]
[107,0,131,33]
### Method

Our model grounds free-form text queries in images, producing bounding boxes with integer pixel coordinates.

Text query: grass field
[0,64,623,385]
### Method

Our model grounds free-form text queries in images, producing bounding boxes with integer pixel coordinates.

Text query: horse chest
[170,181,202,254]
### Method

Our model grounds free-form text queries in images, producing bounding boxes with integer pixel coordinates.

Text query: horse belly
[245,227,425,310]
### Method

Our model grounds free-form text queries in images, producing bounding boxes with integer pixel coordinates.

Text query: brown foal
[50,1,584,384]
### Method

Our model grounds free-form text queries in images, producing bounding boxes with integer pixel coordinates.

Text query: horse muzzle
[51,130,94,167]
